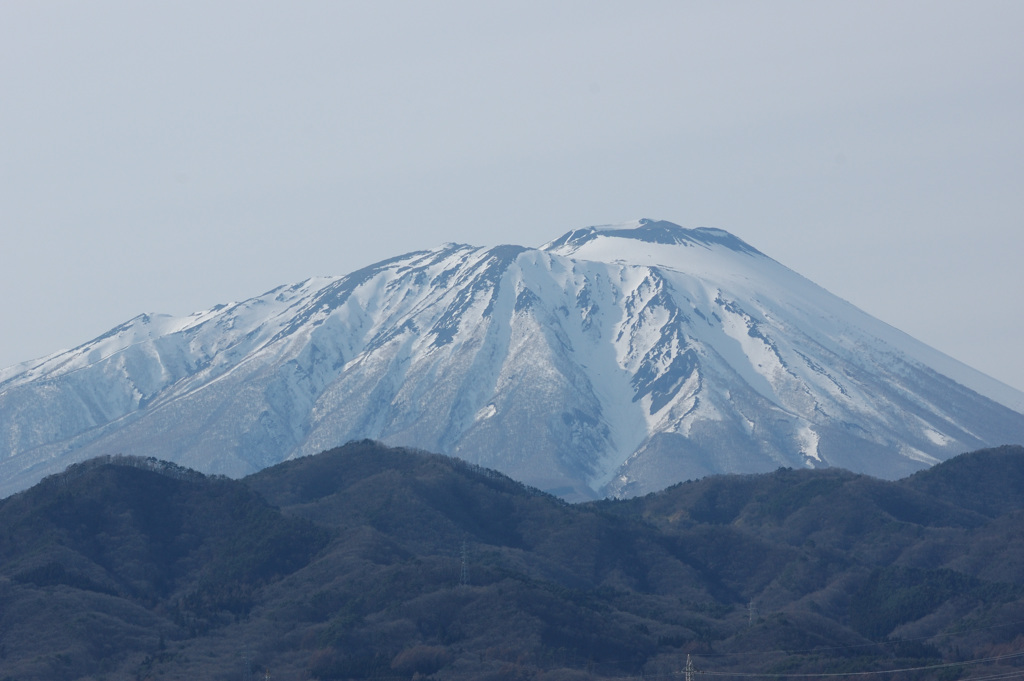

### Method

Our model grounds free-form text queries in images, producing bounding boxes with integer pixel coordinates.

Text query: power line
[587,648,1024,681]
[533,646,1024,681]
[690,649,1024,678]
[686,616,1024,660]
[460,539,469,587]
[958,672,1024,681]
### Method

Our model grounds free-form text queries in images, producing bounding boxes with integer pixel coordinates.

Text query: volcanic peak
[541,218,763,257]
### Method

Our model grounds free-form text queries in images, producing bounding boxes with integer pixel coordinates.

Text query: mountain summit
[2,219,1022,499]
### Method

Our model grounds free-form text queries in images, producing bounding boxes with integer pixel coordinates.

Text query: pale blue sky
[2,1,1023,392]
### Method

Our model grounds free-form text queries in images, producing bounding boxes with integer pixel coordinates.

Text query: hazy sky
[2,2,1023,393]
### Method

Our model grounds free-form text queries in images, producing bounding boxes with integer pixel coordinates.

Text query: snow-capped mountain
[2,219,1023,500]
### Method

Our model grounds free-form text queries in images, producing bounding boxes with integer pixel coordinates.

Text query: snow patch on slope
[797,425,821,464]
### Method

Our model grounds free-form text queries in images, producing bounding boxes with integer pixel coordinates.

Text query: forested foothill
[1,442,1023,680]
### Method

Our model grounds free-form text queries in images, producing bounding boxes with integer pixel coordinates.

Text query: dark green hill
[2,444,1024,680]
[902,444,1024,517]
[0,456,328,680]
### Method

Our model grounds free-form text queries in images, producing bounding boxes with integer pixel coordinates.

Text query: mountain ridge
[3,442,1024,680]
[1,219,1022,499]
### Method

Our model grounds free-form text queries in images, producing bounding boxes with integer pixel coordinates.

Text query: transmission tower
[459,540,469,587]
[685,654,695,681]
[748,600,758,626]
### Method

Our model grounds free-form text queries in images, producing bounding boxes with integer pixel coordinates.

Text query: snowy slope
[2,219,1022,499]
